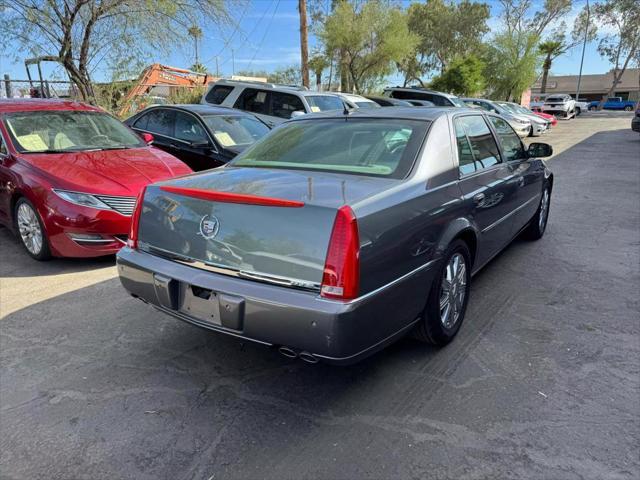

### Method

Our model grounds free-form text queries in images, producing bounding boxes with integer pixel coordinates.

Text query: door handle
[473,193,485,206]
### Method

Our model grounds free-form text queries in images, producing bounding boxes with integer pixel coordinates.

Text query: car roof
[0,98,102,113]
[148,104,255,116]
[384,87,458,99]
[289,105,472,122]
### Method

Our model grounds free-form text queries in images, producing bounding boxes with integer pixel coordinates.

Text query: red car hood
[21,147,192,196]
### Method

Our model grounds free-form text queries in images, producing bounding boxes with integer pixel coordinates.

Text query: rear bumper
[542,107,570,116]
[116,247,437,364]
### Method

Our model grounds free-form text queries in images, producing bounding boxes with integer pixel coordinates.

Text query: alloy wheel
[439,253,467,329]
[17,203,43,255]
[539,189,550,232]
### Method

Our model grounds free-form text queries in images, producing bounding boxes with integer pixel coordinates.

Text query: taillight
[321,206,360,300]
[127,186,147,249]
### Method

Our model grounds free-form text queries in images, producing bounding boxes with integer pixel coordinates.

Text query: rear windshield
[448,97,466,108]
[355,101,380,109]
[231,118,429,178]
[546,97,566,102]
[202,115,270,149]
[4,110,143,153]
[305,95,345,112]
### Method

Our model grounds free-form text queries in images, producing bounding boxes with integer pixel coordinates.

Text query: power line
[245,0,281,71]
[201,2,251,66]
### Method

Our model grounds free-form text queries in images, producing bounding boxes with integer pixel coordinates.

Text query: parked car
[497,102,552,134]
[0,99,192,260]
[334,93,381,109]
[574,98,590,115]
[589,97,636,111]
[529,94,548,111]
[462,98,533,137]
[383,87,466,107]
[632,105,640,133]
[201,79,345,127]
[542,94,576,118]
[365,96,413,107]
[125,105,270,171]
[530,110,558,126]
[117,106,554,364]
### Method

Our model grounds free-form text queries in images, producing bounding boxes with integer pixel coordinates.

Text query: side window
[174,111,208,143]
[270,92,305,119]
[205,85,234,105]
[144,109,175,137]
[133,113,149,130]
[234,89,270,115]
[454,116,501,174]
[488,116,526,162]
[454,122,476,176]
[430,95,452,107]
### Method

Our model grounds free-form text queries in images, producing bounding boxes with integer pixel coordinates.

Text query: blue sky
[0,0,610,84]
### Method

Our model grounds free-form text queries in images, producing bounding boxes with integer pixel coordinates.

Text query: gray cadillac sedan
[117,107,553,364]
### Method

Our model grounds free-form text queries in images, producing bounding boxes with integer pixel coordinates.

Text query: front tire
[14,198,51,260]
[414,240,471,346]
[523,185,551,240]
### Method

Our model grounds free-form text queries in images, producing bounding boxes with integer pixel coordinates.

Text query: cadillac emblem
[199,215,220,239]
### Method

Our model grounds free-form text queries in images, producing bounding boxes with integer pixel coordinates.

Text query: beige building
[531,68,640,102]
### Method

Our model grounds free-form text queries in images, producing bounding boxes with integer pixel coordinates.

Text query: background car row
[0,80,565,261]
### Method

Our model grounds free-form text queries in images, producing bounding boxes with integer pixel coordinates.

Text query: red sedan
[533,111,558,126]
[0,99,192,260]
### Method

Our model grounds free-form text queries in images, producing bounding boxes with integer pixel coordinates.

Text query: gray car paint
[117,107,553,364]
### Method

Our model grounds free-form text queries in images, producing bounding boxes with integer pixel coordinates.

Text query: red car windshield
[4,110,144,153]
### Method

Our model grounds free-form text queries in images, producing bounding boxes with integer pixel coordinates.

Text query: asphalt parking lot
[1,111,639,480]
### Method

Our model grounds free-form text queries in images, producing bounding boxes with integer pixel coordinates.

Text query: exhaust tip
[298,352,319,364]
[278,346,298,359]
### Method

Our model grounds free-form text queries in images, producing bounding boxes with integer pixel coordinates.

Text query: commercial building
[531,68,639,102]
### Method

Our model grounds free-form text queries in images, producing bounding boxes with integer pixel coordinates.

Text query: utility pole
[576,0,590,101]
[299,0,310,88]
[231,49,235,76]
[215,57,219,77]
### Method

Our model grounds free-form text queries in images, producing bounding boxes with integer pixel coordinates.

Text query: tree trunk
[315,72,322,91]
[540,54,552,94]
[298,0,309,88]
[340,48,348,92]
[599,49,637,110]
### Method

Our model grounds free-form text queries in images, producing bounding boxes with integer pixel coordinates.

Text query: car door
[132,108,176,152]
[453,114,521,267]
[486,115,543,229]
[233,88,276,126]
[0,131,13,224]
[270,91,306,120]
[172,111,220,171]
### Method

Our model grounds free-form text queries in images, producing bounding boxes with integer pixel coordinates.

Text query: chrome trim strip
[142,244,320,291]
[481,194,540,234]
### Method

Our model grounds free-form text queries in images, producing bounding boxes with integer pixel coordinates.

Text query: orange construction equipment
[118,64,215,117]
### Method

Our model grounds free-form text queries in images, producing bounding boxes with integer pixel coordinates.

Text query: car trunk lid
[137,166,398,286]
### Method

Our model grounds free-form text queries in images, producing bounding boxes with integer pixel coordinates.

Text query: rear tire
[414,240,471,346]
[624,106,633,111]
[523,185,551,241]
[14,197,51,261]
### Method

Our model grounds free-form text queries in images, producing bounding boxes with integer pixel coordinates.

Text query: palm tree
[308,53,329,91]
[538,40,564,94]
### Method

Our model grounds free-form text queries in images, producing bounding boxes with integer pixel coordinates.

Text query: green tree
[484,0,575,101]
[308,53,330,90]
[429,55,486,96]
[593,0,640,106]
[319,0,418,93]
[401,0,490,85]
[1,0,232,103]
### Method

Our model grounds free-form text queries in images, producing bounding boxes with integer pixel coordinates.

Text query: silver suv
[201,79,345,127]
[383,87,466,107]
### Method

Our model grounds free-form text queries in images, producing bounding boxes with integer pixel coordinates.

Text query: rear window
[202,115,270,148]
[205,85,234,105]
[232,118,428,178]
[546,96,566,102]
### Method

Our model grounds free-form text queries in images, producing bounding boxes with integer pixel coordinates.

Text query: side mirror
[140,132,154,145]
[527,142,552,158]
[290,110,306,118]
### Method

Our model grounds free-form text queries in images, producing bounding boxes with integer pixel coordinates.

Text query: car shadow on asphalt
[0,225,116,278]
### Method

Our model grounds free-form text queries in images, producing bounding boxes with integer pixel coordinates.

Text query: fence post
[3,74,11,98]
